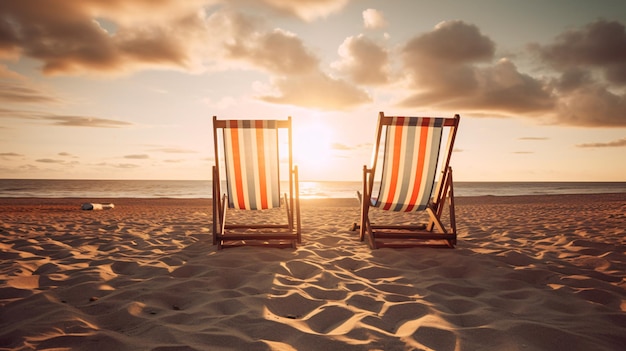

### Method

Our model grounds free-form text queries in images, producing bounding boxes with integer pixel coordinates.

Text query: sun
[292,120,334,179]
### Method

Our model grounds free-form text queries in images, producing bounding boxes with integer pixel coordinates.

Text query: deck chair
[212,116,301,249]
[356,112,460,249]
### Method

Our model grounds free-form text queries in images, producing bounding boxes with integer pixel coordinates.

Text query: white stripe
[223,126,238,208]
[378,124,394,205]
[240,122,258,208]
[403,120,421,210]
[416,119,434,206]
[246,124,261,209]
[423,120,442,206]
[395,119,409,210]
[264,126,280,208]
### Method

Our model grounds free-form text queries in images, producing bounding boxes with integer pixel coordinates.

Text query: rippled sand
[1,194,625,350]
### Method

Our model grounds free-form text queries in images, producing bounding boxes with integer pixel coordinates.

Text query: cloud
[124,154,149,159]
[112,163,140,169]
[0,152,22,157]
[58,152,79,158]
[212,10,371,109]
[0,2,369,111]
[332,34,389,85]
[554,85,626,127]
[0,107,133,128]
[404,20,495,66]
[47,115,132,128]
[576,138,626,148]
[469,59,554,112]
[331,143,353,151]
[400,20,493,100]
[396,19,626,127]
[149,147,198,154]
[363,9,386,29]
[552,68,594,93]
[400,21,553,113]
[4,2,623,126]
[0,81,60,104]
[518,137,549,140]
[527,19,626,127]
[0,1,210,75]
[36,158,65,164]
[0,0,350,76]
[258,71,371,110]
[241,0,350,21]
[225,27,319,75]
[530,19,626,85]
[0,64,23,79]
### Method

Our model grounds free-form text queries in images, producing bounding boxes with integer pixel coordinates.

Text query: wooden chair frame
[212,116,301,249]
[358,112,460,249]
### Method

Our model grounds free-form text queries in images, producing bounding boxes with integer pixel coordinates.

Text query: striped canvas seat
[212,116,301,249]
[374,117,444,212]
[222,120,281,210]
[356,112,460,249]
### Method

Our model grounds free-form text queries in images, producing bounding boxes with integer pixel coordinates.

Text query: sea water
[1,179,626,198]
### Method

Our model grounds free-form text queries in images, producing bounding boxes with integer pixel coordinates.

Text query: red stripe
[383,117,404,210]
[255,121,269,209]
[405,118,430,211]
[229,120,246,209]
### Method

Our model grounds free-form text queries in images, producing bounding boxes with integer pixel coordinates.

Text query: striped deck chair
[356,112,460,249]
[212,116,301,249]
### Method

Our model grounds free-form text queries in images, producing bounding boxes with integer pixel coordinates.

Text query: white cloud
[259,71,371,110]
[332,35,389,85]
[363,9,386,29]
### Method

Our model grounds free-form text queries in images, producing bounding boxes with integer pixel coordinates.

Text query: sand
[0,194,625,351]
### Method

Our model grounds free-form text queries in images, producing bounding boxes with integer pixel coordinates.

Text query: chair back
[374,116,447,212]
[216,119,282,210]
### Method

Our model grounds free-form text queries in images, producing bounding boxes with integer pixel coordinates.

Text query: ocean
[1,179,626,199]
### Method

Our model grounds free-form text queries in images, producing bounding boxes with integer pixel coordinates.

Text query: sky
[1,0,625,182]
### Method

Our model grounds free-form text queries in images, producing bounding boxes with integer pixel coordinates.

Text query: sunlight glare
[293,120,334,179]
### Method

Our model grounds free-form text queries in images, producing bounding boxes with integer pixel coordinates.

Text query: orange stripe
[255,120,269,209]
[405,118,430,211]
[229,120,246,209]
[383,117,404,210]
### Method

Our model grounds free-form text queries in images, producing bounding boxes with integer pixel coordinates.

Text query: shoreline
[1,193,625,350]
[1,191,626,206]
[3,179,626,200]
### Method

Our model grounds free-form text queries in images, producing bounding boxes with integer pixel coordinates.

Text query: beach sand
[1,194,625,351]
